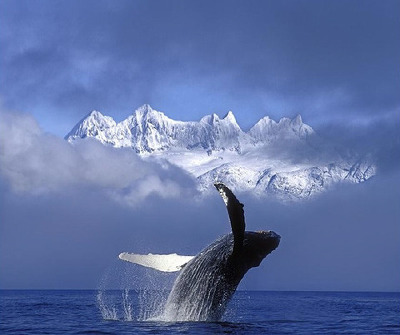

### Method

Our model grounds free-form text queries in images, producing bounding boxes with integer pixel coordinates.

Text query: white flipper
[118,252,195,272]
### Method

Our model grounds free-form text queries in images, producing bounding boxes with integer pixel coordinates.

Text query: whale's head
[241,230,280,268]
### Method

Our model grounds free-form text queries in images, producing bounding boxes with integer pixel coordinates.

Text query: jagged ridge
[66,104,375,200]
[66,104,314,154]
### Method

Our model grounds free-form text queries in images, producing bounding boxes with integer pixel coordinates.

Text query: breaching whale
[119,183,280,321]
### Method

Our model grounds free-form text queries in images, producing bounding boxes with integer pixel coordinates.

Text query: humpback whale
[119,183,280,321]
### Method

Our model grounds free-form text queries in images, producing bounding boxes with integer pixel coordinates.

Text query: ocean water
[0,290,399,334]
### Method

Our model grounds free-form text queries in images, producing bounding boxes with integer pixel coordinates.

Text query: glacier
[65,104,375,200]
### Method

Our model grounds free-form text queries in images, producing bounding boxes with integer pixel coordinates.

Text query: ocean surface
[0,290,399,334]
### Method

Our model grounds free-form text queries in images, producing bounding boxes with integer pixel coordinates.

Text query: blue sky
[0,0,399,291]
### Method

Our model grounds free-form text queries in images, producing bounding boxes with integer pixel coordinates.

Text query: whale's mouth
[244,230,280,268]
[257,230,281,240]
[259,230,281,253]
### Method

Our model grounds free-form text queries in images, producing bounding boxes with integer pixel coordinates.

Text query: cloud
[1,0,399,134]
[1,161,399,291]
[0,109,197,206]
[316,115,400,174]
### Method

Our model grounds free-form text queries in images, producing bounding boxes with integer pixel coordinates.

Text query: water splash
[122,289,133,321]
[97,262,174,321]
[97,290,118,321]
[97,234,248,322]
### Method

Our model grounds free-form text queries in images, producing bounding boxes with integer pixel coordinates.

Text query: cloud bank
[1,160,399,291]
[0,109,197,206]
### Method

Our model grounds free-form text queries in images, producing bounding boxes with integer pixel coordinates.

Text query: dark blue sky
[1,0,399,134]
[0,0,399,291]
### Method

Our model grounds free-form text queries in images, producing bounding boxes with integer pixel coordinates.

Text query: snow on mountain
[249,114,314,143]
[66,104,376,200]
[66,110,117,142]
[67,104,247,153]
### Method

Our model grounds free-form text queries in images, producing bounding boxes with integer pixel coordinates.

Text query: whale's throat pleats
[161,234,241,321]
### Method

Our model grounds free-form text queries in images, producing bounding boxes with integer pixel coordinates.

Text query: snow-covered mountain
[66,104,375,200]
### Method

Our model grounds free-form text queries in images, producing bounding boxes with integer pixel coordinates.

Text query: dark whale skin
[163,231,280,321]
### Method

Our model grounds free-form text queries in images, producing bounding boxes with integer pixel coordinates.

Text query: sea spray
[97,266,120,320]
[97,262,175,321]
[97,290,118,321]
[122,289,133,321]
[97,236,239,322]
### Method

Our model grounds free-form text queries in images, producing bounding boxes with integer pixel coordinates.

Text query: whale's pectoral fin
[214,183,246,254]
[118,252,195,272]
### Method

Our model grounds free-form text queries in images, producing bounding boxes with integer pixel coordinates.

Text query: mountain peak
[293,114,303,124]
[248,114,314,142]
[289,114,314,138]
[212,113,220,121]
[223,111,237,123]
[130,105,171,127]
[82,110,108,122]
[200,113,221,125]
[277,114,304,126]
[65,110,116,141]
[66,105,315,150]
[136,104,153,114]
[64,105,375,200]
[251,116,274,127]
[135,104,163,117]
[87,109,102,117]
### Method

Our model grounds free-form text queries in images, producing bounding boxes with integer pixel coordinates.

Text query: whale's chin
[250,258,263,268]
